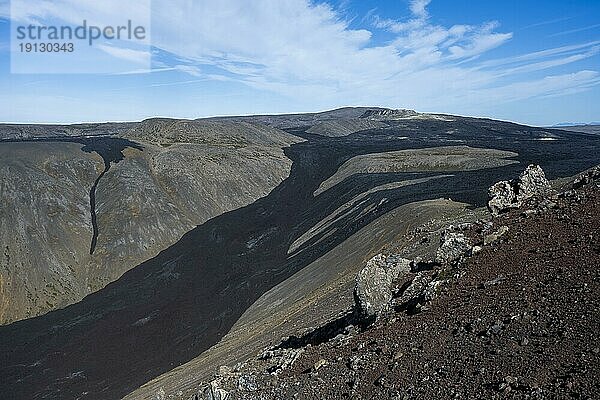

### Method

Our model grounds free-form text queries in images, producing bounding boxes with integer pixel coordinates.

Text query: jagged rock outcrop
[260,347,305,375]
[488,181,517,215]
[189,366,263,400]
[353,254,410,319]
[488,164,551,215]
[201,382,230,400]
[354,255,393,319]
[435,229,472,264]
[518,164,552,198]
[360,109,418,120]
[355,224,476,321]
[396,271,434,306]
[572,165,600,189]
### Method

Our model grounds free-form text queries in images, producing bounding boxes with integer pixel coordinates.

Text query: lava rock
[202,381,230,400]
[237,374,258,392]
[354,254,395,319]
[517,165,551,200]
[435,231,472,264]
[314,359,328,371]
[488,181,518,215]
[484,226,509,245]
[385,255,412,280]
[261,347,305,375]
[397,271,433,305]
[488,164,551,215]
[573,165,600,189]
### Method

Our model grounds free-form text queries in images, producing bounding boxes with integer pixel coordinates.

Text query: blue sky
[0,0,598,125]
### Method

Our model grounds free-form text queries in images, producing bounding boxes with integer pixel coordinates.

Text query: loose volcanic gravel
[251,185,600,399]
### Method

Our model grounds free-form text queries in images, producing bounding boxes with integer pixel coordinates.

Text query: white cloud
[113,67,178,75]
[97,44,150,65]
[496,46,600,76]
[410,0,431,19]
[9,0,149,28]
[145,0,600,109]
[447,23,513,59]
[0,0,8,19]
[145,0,514,98]
[479,41,600,68]
[174,65,202,77]
[149,79,207,87]
[549,23,600,37]
[463,71,600,105]
[3,0,599,113]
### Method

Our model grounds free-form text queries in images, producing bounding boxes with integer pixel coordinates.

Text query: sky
[0,0,598,126]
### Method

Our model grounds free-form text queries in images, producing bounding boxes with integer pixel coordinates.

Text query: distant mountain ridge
[555,124,600,135]
[0,107,415,140]
[552,122,600,127]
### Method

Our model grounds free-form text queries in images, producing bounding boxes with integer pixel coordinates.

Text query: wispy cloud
[112,67,177,75]
[0,0,8,20]
[550,23,600,37]
[479,41,600,68]
[465,71,600,105]
[112,65,202,76]
[106,0,600,107]
[174,65,202,77]
[97,45,150,65]
[496,46,600,76]
[520,16,574,30]
[149,79,208,87]
[2,0,599,113]
[410,0,431,19]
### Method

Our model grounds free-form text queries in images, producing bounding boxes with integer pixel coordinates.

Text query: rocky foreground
[192,166,600,400]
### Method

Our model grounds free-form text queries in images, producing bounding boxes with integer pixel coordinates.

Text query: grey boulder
[488,164,551,215]
[202,382,230,400]
[517,164,551,200]
[435,231,472,264]
[354,254,409,319]
[488,181,518,215]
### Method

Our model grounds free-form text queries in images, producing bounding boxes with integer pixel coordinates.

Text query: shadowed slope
[0,123,298,324]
